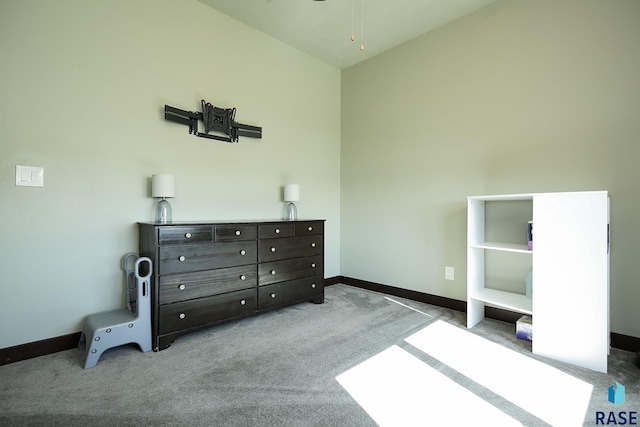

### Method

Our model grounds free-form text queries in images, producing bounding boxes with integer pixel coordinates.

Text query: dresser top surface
[138,219,325,227]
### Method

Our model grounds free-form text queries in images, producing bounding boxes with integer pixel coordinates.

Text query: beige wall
[0,0,341,348]
[341,0,640,337]
[2,0,639,350]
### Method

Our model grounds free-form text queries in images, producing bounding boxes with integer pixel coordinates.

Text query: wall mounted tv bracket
[164,100,262,143]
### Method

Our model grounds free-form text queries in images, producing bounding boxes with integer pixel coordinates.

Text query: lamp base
[284,202,297,221]
[156,198,172,223]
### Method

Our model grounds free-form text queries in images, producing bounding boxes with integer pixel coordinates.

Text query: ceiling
[198,0,497,69]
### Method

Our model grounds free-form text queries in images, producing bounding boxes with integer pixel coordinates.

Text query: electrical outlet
[445,266,454,281]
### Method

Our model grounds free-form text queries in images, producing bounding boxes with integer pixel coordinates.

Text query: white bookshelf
[467,191,610,373]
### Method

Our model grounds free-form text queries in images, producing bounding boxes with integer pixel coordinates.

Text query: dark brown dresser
[138,220,325,351]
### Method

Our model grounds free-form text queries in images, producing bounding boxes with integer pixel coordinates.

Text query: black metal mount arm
[164,100,262,143]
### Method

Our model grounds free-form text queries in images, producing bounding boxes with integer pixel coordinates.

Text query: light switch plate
[16,165,44,187]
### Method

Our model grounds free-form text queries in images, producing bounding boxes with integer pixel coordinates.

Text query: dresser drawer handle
[270,293,276,299]
[178,256,186,262]
[311,283,316,289]
[240,249,246,255]
[179,313,186,320]
[275,228,280,234]
[270,270,276,275]
[270,247,276,253]
[311,242,316,248]
[185,232,192,239]
[240,299,246,306]
[311,263,316,268]
[308,226,313,232]
[178,284,186,291]
[235,230,241,236]
[240,275,246,281]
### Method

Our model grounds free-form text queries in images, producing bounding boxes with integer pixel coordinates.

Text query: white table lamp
[284,184,300,221]
[152,174,175,223]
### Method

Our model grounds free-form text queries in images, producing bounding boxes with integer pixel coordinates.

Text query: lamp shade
[284,184,300,202]
[152,174,175,198]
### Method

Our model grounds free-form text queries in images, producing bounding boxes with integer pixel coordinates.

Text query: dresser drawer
[258,235,323,262]
[258,223,294,239]
[160,241,257,275]
[295,221,323,236]
[159,265,257,304]
[258,276,322,310]
[215,225,257,242]
[159,226,213,245]
[158,288,257,335]
[258,255,323,286]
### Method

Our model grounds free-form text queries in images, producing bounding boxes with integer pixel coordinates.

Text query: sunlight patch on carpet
[405,320,593,427]
[384,297,434,317]
[336,345,522,427]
